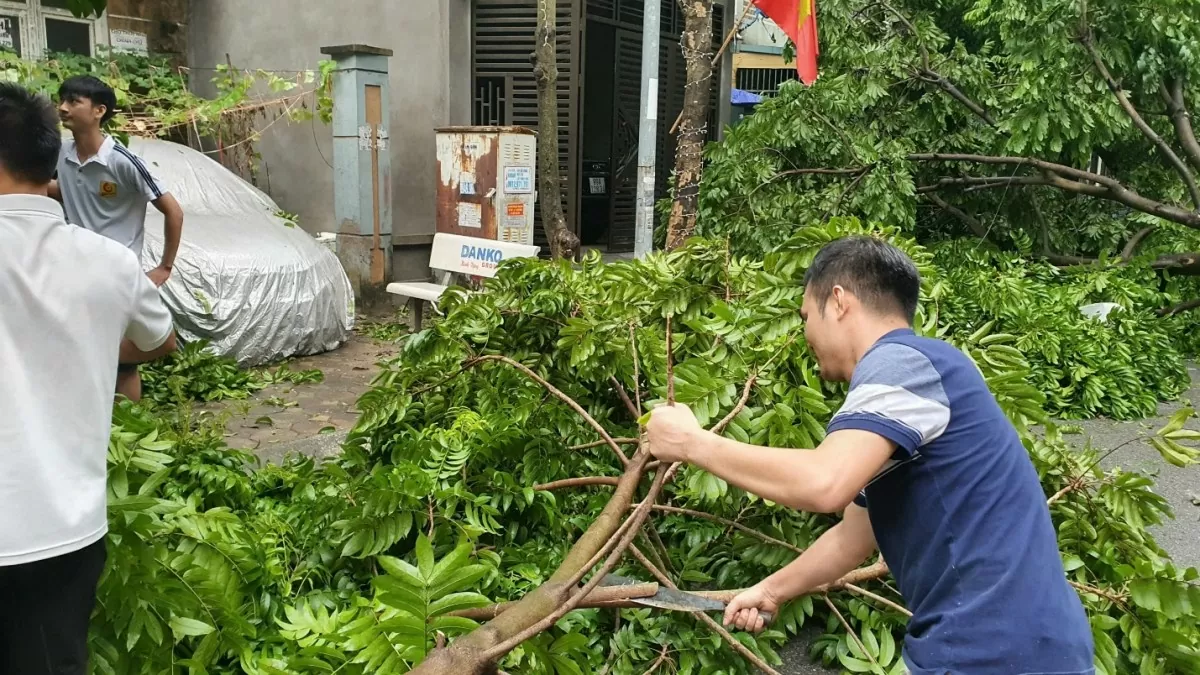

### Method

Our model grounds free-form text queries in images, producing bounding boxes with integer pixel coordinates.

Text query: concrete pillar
[320,44,394,300]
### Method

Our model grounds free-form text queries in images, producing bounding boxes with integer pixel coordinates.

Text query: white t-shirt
[57,135,167,261]
[0,194,173,566]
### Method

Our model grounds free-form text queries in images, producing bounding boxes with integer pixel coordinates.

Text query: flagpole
[668,0,758,135]
[633,0,661,258]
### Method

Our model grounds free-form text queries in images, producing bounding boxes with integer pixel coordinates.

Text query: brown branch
[776,167,872,178]
[1068,580,1129,606]
[818,560,892,591]
[823,594,881,670]
[1120,226,1156,261]
[631,322,643,416]
[825,166,875,221]
[876,0,997,127]
[481,464,671,660]
[610,376,641,420]
[1160,298,1200,317]
[472,355,629,465]
[1162,78,1200,174]
[910,153,1200,229]
[925,192,991,240]
[630,546,783,675]
[648,504,804,555]
[449,581,662,621]
[535,476,621,491]
[665,315,676,405]
[1047,478,1088,505]
[569,438,640,451]
[1081,38,1200,209]
[843,583,913,617]
[412,449,655,674]
[640,644,672,675]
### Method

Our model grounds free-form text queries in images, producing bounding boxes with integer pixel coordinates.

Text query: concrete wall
[188,0,472,280]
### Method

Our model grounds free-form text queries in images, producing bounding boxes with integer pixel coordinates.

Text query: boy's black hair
[803,235,922,325]
[0,82,62,185]
[58,74,118,125]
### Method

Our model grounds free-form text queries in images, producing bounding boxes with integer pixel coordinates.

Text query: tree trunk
[533,0,580,260]
[665,0,716,250]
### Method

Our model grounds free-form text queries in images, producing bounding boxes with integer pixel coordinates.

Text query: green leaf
[169,617,215,641]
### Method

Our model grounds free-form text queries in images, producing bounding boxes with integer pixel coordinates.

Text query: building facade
[0,0,186,61]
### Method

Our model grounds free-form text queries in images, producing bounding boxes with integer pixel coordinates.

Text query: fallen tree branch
[1160,298,1200,317]
[648,504,804,555]
[631,545,783,675]
[473,355,629,465]
[1161,78,1200,174]
[1068,580,1129,606]
[481,465,671,660]
[823,593,881,671]
[412,448,656,674]
[449,581,661,621]
[569,438,640,451]
[610,376,641,420]
[843,583,912,617]
[535,476,621,491]
[1080,34,1200,209]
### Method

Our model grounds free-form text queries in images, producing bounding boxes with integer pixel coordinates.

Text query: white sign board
[458,202,482,229]
[503,166,533,194]
[110,29,148,55]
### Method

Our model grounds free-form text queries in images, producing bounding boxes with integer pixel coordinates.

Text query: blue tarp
[731,88,763,105]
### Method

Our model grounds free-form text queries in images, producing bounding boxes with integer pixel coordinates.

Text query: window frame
[0,0,108,58]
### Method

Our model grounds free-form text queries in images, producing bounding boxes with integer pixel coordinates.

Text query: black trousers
[0,539,106,675]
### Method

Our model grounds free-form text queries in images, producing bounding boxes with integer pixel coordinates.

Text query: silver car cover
[132,137,354,366]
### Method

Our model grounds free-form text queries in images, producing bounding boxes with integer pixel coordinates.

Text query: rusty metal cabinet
[435,126,538,246]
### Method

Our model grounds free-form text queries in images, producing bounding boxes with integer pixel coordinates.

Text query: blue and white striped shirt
[828,328,1094,675]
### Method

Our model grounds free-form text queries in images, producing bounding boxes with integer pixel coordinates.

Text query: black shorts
[0,538,106,674]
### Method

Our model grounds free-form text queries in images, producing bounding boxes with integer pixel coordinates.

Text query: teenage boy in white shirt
[49,74,185,402]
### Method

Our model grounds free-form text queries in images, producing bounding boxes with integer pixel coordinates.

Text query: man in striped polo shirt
[647,237,1094,674]
[50,75,184,402]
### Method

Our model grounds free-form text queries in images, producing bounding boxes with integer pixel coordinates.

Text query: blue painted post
[319,44,393,297]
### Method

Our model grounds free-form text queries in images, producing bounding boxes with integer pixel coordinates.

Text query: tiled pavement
[200,327,401,464]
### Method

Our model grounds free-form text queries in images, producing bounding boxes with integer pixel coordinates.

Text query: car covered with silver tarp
[132,137,354,366]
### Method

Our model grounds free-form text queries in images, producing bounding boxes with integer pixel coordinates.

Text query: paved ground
[211,334,1196,674]
[202,326,401,466]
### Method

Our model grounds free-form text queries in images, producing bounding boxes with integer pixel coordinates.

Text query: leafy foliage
[689,0,1200,393]
[928,241,1191,418]
[92,226,1200,674]
[2,48,333,181]
[140,339,323,407]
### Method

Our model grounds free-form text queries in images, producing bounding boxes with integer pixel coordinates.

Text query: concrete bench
[386,233,540,331]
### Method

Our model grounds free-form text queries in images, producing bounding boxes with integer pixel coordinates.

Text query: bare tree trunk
[665,0,716,250]
[533,0,580,260]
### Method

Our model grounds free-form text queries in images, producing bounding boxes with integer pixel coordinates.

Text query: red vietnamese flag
[753,0,819,85]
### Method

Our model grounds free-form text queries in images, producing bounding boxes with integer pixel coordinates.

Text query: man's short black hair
[58,74,117,125]
[803,235,921,324]
[0,82,62,185]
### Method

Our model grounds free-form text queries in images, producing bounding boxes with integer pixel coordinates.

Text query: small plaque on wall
[110,29,148,55]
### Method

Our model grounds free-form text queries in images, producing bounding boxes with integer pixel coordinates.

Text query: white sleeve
[124,266,173,351]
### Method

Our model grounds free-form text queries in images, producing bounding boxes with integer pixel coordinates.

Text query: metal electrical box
[435,126,537,245]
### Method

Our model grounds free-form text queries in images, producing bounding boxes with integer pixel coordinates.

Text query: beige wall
[188,0,472,250]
